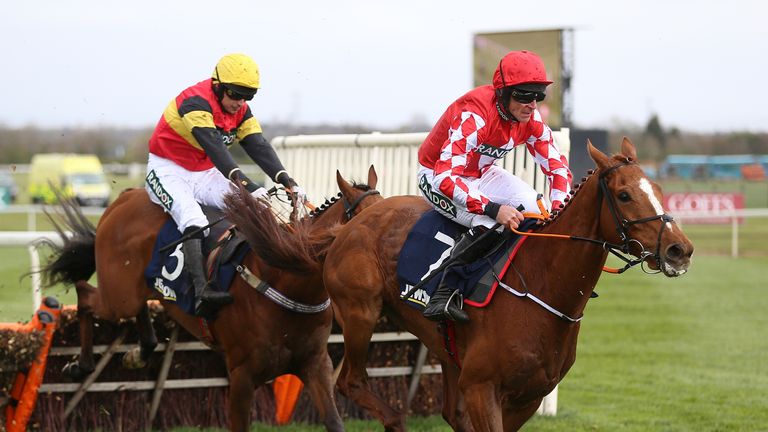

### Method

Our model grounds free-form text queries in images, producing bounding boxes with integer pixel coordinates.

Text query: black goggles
[223,86,255,101]
[510,89,546,104]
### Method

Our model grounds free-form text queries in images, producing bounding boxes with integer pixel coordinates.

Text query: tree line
[0,118,766,165]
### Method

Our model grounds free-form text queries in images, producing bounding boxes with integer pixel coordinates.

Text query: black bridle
[342,189,380,220]
[571,161,674,274]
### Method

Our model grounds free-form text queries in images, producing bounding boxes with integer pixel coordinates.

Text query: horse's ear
[620,136,638,161]
[336,170,353,194]
[588,139,611,169]
[367,165,378,189]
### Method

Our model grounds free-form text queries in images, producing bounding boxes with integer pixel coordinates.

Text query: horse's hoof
[122,348,147,369]
[62,361,93,381]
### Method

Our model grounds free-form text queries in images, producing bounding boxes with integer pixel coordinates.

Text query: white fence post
[731,215,739,258]
[29,244,43,311]
[536,384,558,416]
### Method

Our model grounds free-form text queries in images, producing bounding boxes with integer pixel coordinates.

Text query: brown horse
[39,166,381,432]
[240,138,694,431]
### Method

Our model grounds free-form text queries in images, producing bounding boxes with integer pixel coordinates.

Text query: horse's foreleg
[227,365,255,432]
[501,398,543,432]
[300,352,344,432]
[336,309,405,431]
[441,360,472,432]
[122,303,158,369]
[463,380,503,431]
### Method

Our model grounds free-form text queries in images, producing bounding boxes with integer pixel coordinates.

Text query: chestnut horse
[40,166,381,432]
[239,138,694,431]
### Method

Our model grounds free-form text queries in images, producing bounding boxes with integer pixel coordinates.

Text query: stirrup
[443,290,469,322]
[424,289,469,323]
[194,289,233,318]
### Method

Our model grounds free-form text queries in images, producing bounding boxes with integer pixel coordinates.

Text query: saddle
[144,207,250,315]
[397,211,538,311]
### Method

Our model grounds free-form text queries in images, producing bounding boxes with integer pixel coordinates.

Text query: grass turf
[1,249,765,430]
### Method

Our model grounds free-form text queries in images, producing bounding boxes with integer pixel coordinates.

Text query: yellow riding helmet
[212,53,261,91]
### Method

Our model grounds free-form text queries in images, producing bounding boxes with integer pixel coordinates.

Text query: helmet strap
[495,89,517,122]
[212,83,225,103]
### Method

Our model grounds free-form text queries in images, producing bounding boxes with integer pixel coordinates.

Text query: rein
[511,161,673,274]
[496,212,583,323]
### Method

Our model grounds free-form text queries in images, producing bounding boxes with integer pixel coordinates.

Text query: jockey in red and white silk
[417,85,572,229]
[418,49,573,323]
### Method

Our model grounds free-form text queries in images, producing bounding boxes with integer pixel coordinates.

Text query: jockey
[416,50,572,322]
[145,53,306,317]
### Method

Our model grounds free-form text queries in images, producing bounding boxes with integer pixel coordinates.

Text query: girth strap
[235,265,331,314]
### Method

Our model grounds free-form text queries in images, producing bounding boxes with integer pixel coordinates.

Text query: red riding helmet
[492,50,553,89]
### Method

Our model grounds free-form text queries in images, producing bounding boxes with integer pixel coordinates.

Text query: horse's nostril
[666,244,686,261]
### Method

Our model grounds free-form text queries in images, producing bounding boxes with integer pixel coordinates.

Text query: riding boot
[182,235,233,317]
[422,230,480,323]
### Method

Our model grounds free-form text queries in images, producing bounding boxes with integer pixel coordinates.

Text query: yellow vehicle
[28,153,111,207]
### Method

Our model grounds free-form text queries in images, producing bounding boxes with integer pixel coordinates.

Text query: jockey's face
[221,91,247,114]
[507,98,537,123]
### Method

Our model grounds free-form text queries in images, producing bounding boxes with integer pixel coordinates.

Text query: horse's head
[308,165,382,224]
[336,165,381,220]
[589,137,694,276]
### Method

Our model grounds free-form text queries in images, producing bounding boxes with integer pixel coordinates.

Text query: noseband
[593,162,673,274]
[343,189,380,220]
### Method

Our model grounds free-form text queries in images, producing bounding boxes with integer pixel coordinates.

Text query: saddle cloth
[397,210,535,311]
[143,217,250,315]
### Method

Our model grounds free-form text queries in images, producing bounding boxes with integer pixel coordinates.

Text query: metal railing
[673,208,768,258]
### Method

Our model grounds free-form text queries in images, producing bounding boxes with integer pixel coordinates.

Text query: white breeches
[417,164,546,229]
[145,154,236,233]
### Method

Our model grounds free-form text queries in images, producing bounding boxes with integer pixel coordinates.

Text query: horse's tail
[224,186,321,273]
[37,196,97,287]
[307,223,343,264]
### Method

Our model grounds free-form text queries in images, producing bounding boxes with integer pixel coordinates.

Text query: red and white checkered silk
[418,85,572,214]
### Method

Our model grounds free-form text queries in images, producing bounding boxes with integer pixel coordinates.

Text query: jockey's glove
[289,185,307,207]
[250,187,270,201]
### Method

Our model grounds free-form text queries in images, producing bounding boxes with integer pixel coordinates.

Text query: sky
[2,0,766,133]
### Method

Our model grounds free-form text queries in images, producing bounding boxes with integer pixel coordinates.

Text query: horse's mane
[223,186,320,273]
[538,153,631,228]
[308,181,374,219]
[223,182,375,273]
[308,193,343,219]
[224,183,372,273]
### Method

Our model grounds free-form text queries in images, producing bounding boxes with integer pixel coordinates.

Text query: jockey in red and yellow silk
[149,78,263,171]
[145,53,307,318]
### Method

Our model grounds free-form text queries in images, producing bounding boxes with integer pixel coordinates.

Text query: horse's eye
[617,191,631,202]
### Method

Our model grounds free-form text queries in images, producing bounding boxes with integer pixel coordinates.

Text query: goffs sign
[663,192,745,224]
